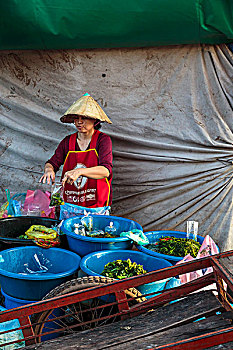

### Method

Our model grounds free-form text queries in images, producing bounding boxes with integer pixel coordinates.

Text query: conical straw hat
[60,93,112,124]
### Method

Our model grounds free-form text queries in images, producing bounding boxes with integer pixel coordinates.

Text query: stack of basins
[0,216,81,340]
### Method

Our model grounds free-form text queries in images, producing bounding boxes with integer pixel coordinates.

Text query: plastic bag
[0,202,9,218]
[74,224,86,236]
[177,235,219,284]
[81,214,93,232]
[50,183,64,207]
[105,222,117,235]
[0,190,26,218]
[25,225,58,240]
[59,202,110,220]
[24,225,60,248]
[23,190,54,218]
[120,229,149,245]
[0,306,25,349]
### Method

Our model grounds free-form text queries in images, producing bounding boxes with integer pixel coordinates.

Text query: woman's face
[74,116,96,134]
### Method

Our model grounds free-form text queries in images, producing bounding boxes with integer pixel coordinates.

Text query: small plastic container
[23,205,41,216]
[105,222,117,236]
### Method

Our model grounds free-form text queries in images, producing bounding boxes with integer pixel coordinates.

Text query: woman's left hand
[62,168,83,186]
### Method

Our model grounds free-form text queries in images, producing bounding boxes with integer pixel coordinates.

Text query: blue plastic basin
[61,215,143,257]
[1,289,62,341]
[137,230,216,264]
[0,247,81,300]
[1,289,37,310]
[80,250,172,297]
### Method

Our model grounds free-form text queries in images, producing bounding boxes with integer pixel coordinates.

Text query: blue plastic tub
[1,289,62,341]
[0,246,81,300]
[1,289,37,309]
[137,230,213,264]
[61,215,143,257]
[80,250,172,297]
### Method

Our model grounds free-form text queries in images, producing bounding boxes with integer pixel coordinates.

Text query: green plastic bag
[120,229,149,245]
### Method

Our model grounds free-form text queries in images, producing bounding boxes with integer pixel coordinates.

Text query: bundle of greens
[102,258,147,279]
[147,236,201,258]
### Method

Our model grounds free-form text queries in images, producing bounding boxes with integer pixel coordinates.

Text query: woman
[39,93,113,209]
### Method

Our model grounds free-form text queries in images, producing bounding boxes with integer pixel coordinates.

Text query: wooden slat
[219,256,233,279]
[25,290,224,349]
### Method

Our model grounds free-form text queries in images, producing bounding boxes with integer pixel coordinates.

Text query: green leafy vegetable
[147,236,201,258]
[18,235,28,239]
[102,259,147,279]
[87,232,117,238]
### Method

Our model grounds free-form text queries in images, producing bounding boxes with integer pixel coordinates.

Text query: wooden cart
[0,250,233,349]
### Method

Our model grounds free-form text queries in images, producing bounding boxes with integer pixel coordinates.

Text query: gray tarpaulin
[0,44,232,251]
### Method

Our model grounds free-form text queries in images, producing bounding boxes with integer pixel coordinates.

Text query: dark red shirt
[46,132,113,205]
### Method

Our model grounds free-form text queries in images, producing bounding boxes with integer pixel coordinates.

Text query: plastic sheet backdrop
[0,44,232,252]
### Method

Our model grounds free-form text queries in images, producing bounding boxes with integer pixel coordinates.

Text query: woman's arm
[62,165,109,186]
[39,136,68,184]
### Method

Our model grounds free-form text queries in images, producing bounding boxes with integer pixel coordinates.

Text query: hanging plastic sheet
[0,44,232,252]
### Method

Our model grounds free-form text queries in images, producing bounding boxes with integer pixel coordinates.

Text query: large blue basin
[137,230,207,264]
[80,250,172,297]
[0,246,81,300]
[61,215,143,257]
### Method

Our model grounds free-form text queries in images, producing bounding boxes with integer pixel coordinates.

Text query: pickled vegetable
[102,259,147,279]
[87,230,117,238]
[147,236,201,258]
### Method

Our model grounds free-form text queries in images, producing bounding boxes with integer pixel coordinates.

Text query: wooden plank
[207,343,233,350]
[25,290,224,349]
[27,314,233,350]
[219,256,233,278]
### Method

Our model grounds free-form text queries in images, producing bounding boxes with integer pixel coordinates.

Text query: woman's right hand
[39,165,55,184]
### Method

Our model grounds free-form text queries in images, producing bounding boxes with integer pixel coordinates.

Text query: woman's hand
[39,164,55,185]
[62,166,109,187]
[62,168,83,186]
